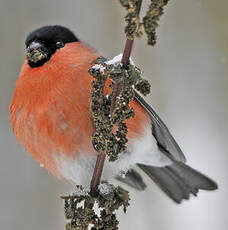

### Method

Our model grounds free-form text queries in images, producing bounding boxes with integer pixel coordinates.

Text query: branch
[122,0,143,66]
[90,0,143,197]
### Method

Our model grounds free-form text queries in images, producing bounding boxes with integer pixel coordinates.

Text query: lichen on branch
[119,0,143,39]
[89,54,150,162]
[62,183,130,230]
[119,0,171,45]
[143,0,170,45]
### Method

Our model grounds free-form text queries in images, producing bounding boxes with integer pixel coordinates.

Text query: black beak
[27,41,44,52]
[26,41,48,64]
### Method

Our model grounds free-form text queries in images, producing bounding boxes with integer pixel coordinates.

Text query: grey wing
[134,92,186,163]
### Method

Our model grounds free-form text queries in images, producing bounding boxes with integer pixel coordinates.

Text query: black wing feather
[134,92,186,163]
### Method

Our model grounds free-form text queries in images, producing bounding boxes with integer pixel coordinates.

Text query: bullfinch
[9,25,217,203]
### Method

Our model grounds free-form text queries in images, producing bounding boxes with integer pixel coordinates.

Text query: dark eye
[56,41,64,48]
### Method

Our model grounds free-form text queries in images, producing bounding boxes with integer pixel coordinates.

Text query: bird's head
[25,25,78,68]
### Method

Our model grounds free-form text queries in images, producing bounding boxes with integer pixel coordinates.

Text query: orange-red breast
[9,25,217,203]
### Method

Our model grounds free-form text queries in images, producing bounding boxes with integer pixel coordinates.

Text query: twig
[90,0,143,197]
[90,153,106,196]
[122,0,142,66]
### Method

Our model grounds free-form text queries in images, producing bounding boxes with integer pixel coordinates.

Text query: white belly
[53,127,172,187]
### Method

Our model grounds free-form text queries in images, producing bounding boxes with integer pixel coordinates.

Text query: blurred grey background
[0,0,227,229]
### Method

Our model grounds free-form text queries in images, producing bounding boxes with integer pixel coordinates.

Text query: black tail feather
[138,162,217,203]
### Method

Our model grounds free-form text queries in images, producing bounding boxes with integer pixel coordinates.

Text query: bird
[9,25,217,203]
